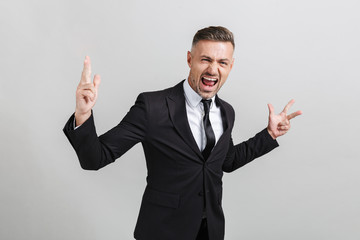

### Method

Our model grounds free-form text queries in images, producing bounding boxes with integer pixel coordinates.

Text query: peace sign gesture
[267,99,302,139]
[75,56,101,126]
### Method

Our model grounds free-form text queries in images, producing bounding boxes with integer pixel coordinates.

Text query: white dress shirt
[183,80,224,152]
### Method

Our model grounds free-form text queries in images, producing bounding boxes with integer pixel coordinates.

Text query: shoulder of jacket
[138,81,184,100]
[216,96,235,113]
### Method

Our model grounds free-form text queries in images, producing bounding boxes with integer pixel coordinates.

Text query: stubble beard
[188,71,221,99]
[197,86,216,99]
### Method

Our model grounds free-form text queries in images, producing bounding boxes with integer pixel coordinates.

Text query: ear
[187,51,192,68]
[230,58,235,71]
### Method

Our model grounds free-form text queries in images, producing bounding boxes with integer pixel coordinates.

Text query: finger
[267,103,275,116]
[81,56,91,84]
[93,74,101,90]
[79,90,95,101]
[282,99,295,114]
[287,110,303,120]
[78,83,96,94]
[278,120,289,126]
[278,125,290,131]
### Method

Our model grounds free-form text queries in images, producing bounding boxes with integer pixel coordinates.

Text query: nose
[206,62,219,76]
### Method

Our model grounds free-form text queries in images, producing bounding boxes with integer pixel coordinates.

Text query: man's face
[187,40,234,99]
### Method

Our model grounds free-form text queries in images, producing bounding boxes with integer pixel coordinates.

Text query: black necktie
[201,99,215,160]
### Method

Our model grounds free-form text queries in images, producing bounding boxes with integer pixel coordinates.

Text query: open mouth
[201,76,218,87]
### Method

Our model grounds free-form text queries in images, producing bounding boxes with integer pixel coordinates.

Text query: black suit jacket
[63,81,279,240]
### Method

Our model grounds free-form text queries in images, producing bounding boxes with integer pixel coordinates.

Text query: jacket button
[198,190,209,196]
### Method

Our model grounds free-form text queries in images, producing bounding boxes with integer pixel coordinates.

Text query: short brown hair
[192,26,235,49]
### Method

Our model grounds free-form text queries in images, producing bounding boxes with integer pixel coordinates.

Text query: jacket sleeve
[63,93,148,170]
[222,128,279,173]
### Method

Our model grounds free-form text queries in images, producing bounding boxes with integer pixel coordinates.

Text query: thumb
[267,103,274,116]
[93,74,101,89]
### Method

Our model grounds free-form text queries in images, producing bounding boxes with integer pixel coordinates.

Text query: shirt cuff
[73,117,81,130]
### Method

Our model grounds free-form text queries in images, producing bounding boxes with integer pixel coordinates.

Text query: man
[63,26,302,240]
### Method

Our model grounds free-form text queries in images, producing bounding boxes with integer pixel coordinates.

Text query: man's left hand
[267,99,302,139]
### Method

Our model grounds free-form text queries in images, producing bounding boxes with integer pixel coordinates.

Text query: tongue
[203,78,216,86]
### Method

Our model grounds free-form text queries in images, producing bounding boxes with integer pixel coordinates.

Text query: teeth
[203,77,217,81]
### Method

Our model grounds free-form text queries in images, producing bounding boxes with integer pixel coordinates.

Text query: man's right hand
[75,56,101,126]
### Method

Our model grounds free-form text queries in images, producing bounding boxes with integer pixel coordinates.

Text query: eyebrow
[200,55,230,62]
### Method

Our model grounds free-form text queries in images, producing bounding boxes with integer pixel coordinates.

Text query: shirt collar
[183,79,216,109]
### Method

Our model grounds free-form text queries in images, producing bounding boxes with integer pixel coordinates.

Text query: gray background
[1,0,359,239]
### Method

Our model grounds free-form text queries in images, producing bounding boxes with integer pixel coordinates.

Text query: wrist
[74,111,91,127]
[267,128,277,140]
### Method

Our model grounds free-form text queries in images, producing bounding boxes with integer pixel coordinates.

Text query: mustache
[201,72,219,78]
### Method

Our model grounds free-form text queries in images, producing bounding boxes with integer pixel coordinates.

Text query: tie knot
[201,99,212,114]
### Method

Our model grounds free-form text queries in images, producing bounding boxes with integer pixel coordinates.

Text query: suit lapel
[166,81,203,160]
[207,96,233,162]
[215,96,230,133]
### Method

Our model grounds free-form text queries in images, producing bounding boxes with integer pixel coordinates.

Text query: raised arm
[222,100,302,172]
[63,57,147,170]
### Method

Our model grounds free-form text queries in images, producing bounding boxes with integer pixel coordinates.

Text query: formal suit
[63,80,279,240]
